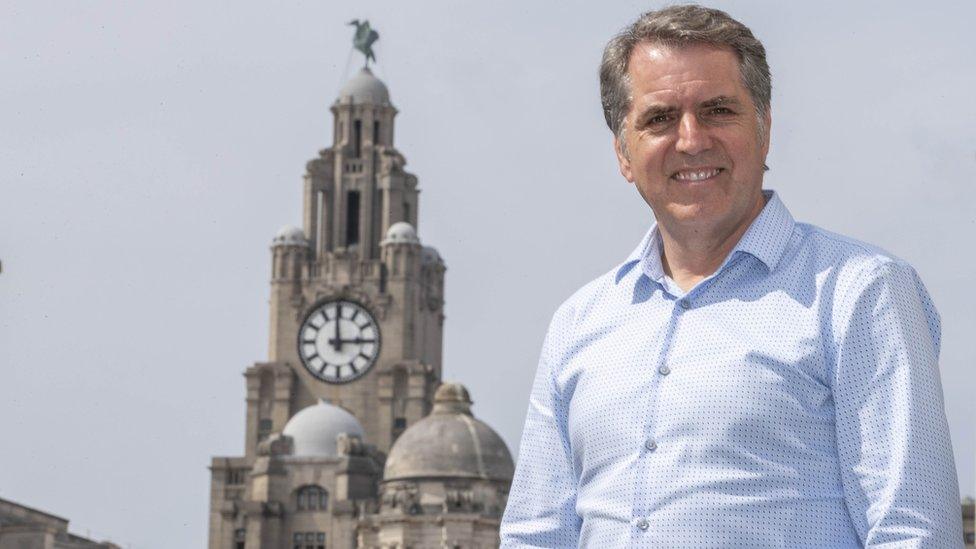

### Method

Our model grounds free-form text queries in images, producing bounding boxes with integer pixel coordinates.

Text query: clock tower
[246,66,445,459]
[208,46,513,549]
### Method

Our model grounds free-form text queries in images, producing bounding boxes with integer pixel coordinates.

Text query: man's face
[615,43,770,239]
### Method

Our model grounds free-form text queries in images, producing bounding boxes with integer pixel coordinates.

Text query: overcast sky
[1,1,974,547]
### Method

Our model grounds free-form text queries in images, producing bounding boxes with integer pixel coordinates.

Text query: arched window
[295,485,329,511]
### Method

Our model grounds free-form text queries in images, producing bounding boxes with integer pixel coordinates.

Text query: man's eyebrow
[635,104,678,125]
[700,95,742,108]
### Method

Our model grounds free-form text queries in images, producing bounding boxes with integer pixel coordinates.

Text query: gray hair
[599,5,771,144]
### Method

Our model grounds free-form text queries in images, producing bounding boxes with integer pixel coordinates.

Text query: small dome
[382,221,420,246]
[421,245,442,264]
[282,399,364,458]
[272,225,308,247]
[383,383,514,482]
[337,68,390,105]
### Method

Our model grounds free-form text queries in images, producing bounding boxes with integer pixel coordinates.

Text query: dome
[272,225,308,247]
[383,383,514,482]
[421,245,442,264]
[381,221,420,246]
[337,68,390,105]
[282,399,364,458]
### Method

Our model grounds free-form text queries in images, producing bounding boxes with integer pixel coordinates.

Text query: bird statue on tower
[348,19,379,68]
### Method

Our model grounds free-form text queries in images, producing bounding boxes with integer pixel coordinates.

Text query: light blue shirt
[500,191,961,548]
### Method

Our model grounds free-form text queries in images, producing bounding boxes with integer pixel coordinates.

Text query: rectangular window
[373,120,380,145]
[258,418,272,442]
[353,120,362,158]
[346,191,360,247]
[392,416,407,442]
[226,469,246,485]
[293,530,324,549]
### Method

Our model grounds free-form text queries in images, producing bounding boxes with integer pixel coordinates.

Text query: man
[500,5,961,548]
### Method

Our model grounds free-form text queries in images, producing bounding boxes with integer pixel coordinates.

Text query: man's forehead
[627,42,747,100]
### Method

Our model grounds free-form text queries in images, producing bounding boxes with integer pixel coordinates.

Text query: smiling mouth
[672,168,723,182]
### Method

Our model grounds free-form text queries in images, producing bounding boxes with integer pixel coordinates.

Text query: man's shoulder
[791,221,914,277]
[789,222,934,327]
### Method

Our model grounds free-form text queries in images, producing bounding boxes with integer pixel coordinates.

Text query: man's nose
[675,113,711,155]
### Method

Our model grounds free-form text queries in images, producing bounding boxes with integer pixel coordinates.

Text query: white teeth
[675,169,719,181]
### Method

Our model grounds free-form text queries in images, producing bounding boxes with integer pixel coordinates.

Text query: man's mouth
[672,168,723,182]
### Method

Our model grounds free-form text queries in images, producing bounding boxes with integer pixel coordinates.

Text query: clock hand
[329,336,376,346]
[332,304,342,351]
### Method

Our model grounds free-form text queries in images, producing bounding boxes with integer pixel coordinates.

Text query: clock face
[297,299,381,384]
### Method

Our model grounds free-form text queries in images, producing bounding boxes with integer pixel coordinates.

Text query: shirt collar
[615,190,795,284]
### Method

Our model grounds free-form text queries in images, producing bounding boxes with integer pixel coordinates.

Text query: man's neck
[658,196,766,292]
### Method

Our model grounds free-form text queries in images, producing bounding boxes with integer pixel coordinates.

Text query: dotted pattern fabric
[500,191,961,548]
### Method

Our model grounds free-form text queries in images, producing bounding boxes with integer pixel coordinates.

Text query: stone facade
[0,498,118,549]
[208,66,512,549]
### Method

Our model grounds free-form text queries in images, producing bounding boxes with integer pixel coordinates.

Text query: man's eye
[648,114,671,125]
[708,107,734,115]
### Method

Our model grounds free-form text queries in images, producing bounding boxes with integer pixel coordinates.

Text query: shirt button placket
[633,296,683,537]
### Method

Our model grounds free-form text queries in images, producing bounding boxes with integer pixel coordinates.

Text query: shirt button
[636,518,649,531]
[658,365,670,376]
[644,438,657,451]
[678,299,690,309]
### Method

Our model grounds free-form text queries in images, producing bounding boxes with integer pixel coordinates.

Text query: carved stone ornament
[257,434,293,457]
[297,285,390,321]
[337,433,367,457]
[379,149,406,174]
[443,488,474,512]
[306,149,335,177]
[380,482,419,512]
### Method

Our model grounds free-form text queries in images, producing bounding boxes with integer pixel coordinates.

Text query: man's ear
[614,135,634,183]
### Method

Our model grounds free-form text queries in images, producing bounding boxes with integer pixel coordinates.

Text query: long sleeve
[500,317,582,548]
[833,261,962,547]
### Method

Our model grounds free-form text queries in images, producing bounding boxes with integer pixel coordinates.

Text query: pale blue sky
[1,1,973,547]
